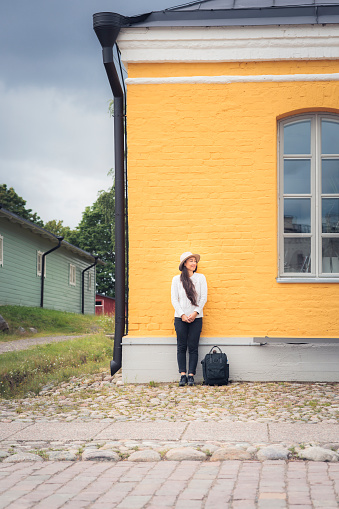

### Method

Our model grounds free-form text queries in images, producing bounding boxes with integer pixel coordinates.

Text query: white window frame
[69,263,76,286]
[278,113,339,282]
[37,251,46,277]
[88,271,93,291]
[0,235,3,267]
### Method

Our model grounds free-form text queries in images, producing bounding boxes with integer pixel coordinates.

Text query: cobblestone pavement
[1,458,339,508]
[1,371,339,507]
[1,372,338,425]
[1,372,339,461]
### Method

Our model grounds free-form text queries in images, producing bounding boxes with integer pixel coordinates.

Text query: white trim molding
[123,336,256,346]
[118,24,339,63]
[69,263,76,286]
[37,250,46,278]
[126,72,339,85]
[277,277,339,283]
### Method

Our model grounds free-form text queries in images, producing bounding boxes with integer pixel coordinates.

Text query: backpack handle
[209,345,223,354]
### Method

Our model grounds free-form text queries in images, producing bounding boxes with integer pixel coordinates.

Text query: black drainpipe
[40,237,63,308]
[81,256,98,314]
[93,12,126,376]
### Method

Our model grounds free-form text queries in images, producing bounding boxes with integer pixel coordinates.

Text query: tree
[0,184,44,227]
[43,219,76,241]
[71,186,115,297]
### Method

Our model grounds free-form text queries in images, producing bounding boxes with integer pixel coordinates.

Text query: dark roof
[96,293,115,300]
[0,206,104,265]
[119,0,339,27]
[167,0,339,10]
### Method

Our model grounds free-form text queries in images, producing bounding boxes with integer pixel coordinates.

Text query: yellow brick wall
[126,60,339,338]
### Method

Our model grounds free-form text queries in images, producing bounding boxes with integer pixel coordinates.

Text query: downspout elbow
[93,13,124,98]
[40,237,63,308]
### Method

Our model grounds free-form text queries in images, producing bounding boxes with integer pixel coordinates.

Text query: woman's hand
[187,311,198,323]
[181,314,189,322]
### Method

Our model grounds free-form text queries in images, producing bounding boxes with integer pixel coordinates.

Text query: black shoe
[187,375,195,386]
[179,375,187,387]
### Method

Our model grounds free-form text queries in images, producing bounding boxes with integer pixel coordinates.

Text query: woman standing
[171,251,207,386]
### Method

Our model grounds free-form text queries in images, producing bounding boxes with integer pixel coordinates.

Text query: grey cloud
[0,0,181,227]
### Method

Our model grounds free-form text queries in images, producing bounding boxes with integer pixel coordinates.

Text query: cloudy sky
[0,0,181,228]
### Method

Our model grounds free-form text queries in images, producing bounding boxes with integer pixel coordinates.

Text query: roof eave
[0,207,103,265]
[120,5,339,27]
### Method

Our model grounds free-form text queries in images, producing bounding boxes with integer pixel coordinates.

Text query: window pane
[322,159,339,194]
[284,159,311,194]
[322,238,339,273]
[284,120,311,155]
[321,120,339,155]
[322,198,339,233]
[284,198,311,233]
[284,238,311,273]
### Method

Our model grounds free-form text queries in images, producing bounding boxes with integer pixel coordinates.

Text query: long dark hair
[180,265,198,306]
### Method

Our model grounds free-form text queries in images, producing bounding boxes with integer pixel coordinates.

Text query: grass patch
[32,450,49,460]
[0,305,114,340]
[0,333,113,399]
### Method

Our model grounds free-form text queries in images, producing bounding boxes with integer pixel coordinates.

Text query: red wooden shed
[95,294,115,316]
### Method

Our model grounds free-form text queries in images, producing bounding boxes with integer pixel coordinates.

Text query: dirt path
[0,335,88,354]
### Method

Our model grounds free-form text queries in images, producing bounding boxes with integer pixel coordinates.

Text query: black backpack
[201,346,229,386]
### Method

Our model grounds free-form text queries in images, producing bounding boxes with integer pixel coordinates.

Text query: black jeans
[174,317,203,375]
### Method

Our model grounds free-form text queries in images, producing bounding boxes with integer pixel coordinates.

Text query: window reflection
[280,114,339,278]
[284,238,311,273]
[322,238,339,273]
[322,159,339,194]
[284,198,311,233]
[321,120,339,155]
[322,198,339,233]
[284,159,311,194]
[284,121,311,155]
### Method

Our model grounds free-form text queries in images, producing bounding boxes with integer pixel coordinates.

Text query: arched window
[278,113,339,280]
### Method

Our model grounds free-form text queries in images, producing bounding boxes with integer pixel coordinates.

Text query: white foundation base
[122,337,339,384]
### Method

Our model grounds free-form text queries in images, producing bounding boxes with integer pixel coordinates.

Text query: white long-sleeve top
[171,272,207,318]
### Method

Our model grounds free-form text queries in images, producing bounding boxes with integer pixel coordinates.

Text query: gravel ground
[1,371,339,462]
[1,336,338,465]
[1,371,338,424]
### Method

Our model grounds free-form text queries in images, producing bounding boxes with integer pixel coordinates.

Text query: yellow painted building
[127,61,339,340]
[94,1,339,381]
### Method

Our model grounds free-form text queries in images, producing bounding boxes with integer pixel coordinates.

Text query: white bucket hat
[179,251,201,271]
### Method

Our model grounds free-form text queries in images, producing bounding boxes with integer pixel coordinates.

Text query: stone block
[165,448,206,461]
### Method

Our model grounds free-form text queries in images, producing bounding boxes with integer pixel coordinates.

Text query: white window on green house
[70,264,76,286]
[0,235,3,266]
[37,251,46,277]
[88,271,92,291]
[278,113,339,280]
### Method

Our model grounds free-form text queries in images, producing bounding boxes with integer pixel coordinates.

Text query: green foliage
[0,334,113,398]
[108,99,114,117]
[43,219,75,240]
[0,305,113,338]
[67,186,115,297]
[0,184,43,226]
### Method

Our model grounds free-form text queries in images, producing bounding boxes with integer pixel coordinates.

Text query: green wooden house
[0,206,101,314]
